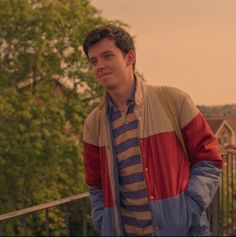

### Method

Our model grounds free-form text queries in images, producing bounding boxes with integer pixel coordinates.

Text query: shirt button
[144,168,148,172]
[150,195,154,200]
[155,226,159,231]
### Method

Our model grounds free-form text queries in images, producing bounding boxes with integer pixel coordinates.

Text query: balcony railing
[208,153,236,236]
[0,153,235,236]
[0,192,97,236]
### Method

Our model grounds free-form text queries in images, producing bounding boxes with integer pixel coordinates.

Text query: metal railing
[208,153,236,236]
[0,153,235,236]
[0,192,98,236]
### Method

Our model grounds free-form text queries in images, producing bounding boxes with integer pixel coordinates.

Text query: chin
[103,83,116,90]
[102,82,118,91]
[100,77,116,89]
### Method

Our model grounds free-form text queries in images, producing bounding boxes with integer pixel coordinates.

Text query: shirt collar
[107,80,136,112]
[107,95,116,111]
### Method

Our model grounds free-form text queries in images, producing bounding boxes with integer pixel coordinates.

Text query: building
[206,117,236,152]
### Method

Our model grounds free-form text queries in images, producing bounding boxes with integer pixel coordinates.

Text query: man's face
[87,38,135,90]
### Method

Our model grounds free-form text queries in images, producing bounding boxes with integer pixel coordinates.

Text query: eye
[104,53,113,60]
[89,59,97,66]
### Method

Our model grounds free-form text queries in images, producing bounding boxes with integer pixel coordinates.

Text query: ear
[126,50,136,66]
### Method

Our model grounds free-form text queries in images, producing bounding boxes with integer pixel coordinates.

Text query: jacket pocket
[150,194,192,236]
[185,194,210,236]
[185,194,201,226]
[100,208,116,236]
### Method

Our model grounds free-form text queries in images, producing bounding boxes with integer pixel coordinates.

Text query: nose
[95,58,106,71]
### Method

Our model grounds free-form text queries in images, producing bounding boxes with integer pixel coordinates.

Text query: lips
[98,72,112,79]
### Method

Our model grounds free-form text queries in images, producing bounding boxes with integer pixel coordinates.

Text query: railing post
[211,189,220,236]
[64,205,70,236]
[0,222,3,236]
[232,154,235,234]
[229,154,233,235]
[82,199,87,236]
[221,154,225,235]
[45,208,49,236]
[226,155,230,235]
[22,216,28,236]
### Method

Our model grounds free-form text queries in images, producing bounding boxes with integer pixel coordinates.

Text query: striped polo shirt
[108,89,153,236]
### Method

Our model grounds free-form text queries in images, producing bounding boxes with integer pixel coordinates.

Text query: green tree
[0,0,125,235]
[0,0,109,97]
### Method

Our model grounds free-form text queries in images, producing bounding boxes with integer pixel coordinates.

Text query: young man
[82,25,223,236]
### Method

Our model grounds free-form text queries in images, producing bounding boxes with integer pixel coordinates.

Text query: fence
[0,153,235,236]
[0,192,97,236]
[208,153,236,236]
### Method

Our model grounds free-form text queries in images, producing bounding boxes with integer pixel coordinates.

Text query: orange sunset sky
[91,0,236,106]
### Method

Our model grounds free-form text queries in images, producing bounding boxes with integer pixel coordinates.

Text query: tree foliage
[0,0,124,235]
[0,0,109,97]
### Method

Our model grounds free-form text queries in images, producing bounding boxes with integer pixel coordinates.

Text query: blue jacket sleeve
[89,187,104,232]
[182,112,223,211]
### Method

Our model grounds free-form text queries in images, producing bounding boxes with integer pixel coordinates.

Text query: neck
[107,75,135,110]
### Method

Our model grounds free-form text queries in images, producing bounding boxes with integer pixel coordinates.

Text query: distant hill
[197,104,236,117]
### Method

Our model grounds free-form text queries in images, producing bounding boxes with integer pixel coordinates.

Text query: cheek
[91,67,98,76]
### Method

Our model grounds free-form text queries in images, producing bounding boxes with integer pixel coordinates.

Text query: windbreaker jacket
[83,78,223,236]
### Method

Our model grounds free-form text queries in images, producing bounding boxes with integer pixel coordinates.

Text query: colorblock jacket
[83,78,223,236]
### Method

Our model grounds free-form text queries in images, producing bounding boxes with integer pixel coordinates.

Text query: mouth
[99,72,112,79]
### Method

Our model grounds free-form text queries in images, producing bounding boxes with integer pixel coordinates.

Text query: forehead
[87,38,121,58]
